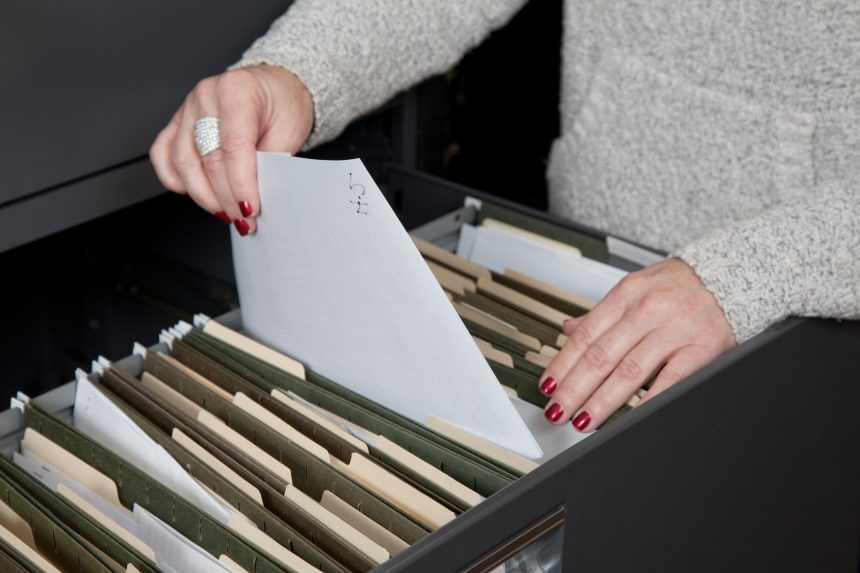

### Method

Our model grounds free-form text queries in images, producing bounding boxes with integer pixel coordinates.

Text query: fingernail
[214,211,231,224]
[239,201,253,217]
[234,218,250,236]
[545,403,564,423]
[539,376,557,395]
[572,411,591,431]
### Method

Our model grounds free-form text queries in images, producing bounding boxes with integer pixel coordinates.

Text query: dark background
[0,0,561,399]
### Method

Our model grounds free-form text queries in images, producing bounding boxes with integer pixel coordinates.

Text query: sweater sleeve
[675,182,860,343]
[232,0,527,148]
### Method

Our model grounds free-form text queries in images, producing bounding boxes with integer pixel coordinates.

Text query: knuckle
[155,173,183,193]
[585,394,612,418]
[615,272,644,295]
[219,132,253,156]
[150,137,169,162]
[168,109,183,128]
[583,342,609,369]
[218,69,252,91]
[217,71,260,108]
[194,76,218,94]
[201,149,226,172]
[172,151,199,171]
[545,355,571,384]
[635,292,668,318]
[660,366,685,384]
[616,356,643,381]
[569,324,594,350]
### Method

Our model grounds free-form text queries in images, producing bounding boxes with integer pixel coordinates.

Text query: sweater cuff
[230,32,345,150]
[674,228,790,344]
[675,181,860,343]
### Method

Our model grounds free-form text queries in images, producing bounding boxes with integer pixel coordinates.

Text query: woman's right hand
[150,64,314,235]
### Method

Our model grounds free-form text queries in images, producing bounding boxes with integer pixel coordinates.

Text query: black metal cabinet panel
[372,319,860,572]
[0,1,290,205]
[376,169,860,573]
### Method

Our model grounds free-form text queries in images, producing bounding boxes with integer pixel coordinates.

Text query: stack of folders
[413,213,643,430]
[0,201,647,573]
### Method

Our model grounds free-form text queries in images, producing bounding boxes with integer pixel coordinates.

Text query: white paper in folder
[232,152,541,459]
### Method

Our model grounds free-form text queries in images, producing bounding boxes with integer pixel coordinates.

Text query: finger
[200,147,243,220]
[171,103,223,217]
[569,331,675,431]
[217,75,262,226]
[544,313,652,425]
[539,296,626,395]
[150,120,184,192]
[638,346,716,405]
[191,85,245,225]
[562,316,583,336]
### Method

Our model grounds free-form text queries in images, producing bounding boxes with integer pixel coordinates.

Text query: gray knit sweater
[235,0,859,343]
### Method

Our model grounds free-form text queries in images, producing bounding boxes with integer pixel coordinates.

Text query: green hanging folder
[476,201,609,262]
[103,362,427,546]
[102,366,288,492]
[459,316,537,358]
[183,328,521,491]
[22,401,301,573]
[488,363,548,408]
[168,341,474,513]
[172,340,364,465]
[139,352,434,538]
[0,459,124,573]
[490,271,591,317]
[89,372,355,573]
[0,537,41,573]
[456,291,561,346]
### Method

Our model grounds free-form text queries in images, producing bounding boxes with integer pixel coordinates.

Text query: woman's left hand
[539,258,736,431]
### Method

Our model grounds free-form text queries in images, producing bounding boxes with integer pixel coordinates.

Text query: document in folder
[232,153,541,459]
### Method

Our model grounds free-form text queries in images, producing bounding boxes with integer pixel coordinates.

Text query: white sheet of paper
[509,396,590,464]
[232,153,540,458]
[457,224,627,302]
[134,505,230,573]
[73,378,232,523]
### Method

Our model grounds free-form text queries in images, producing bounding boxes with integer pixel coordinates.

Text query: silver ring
[193,116,221,157]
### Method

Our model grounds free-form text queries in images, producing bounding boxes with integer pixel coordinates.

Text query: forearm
[675,182,860,343]
[233,0,527,147]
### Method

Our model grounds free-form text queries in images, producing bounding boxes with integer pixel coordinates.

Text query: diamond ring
[193,116,221,157]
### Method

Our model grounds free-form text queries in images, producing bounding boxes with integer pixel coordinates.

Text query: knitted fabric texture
[235,0,860,343]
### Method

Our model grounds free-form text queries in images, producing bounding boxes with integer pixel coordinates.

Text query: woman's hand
[150,64,314,235]
[539,258,736,431]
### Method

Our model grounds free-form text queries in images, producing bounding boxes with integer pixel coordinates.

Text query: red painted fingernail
[572,411,591,431]
[539,376,557,395]
[545,403,564,423]
[214,210,231,224]
[234,218,250,236]
[239,201,253,217]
